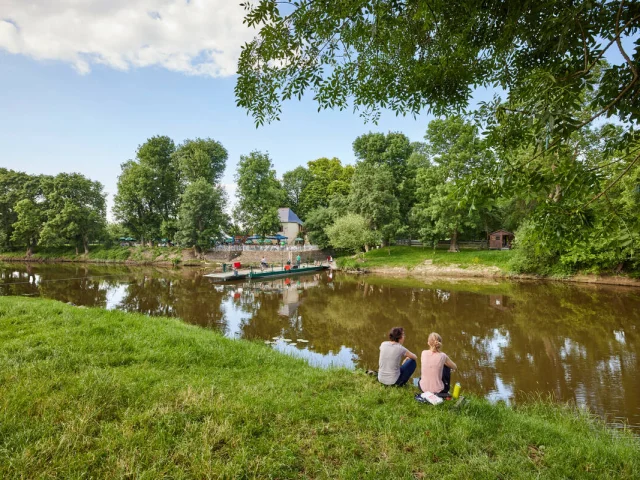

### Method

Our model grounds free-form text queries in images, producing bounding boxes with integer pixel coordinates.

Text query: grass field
[1,297,638,478]
[337,246,515,271]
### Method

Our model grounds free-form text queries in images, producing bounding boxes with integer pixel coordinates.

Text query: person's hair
[389,327,405,342]
[428,332,442,351]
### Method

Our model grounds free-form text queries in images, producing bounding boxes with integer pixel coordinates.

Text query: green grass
[337,246,515,271]
[0,245,132,262]
[1,297,638,478]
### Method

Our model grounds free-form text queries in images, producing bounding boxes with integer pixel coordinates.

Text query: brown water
[2,263,639,430]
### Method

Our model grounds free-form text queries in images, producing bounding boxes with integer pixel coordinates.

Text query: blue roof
[278,208,303,224]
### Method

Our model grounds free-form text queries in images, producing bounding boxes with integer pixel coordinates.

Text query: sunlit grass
[1,297,638,478]
[337,246,514,271]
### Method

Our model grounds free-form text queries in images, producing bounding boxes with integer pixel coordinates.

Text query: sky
[0,0,635,217]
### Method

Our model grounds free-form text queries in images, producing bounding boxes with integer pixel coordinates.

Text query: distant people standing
[378,327,417,386]
[296,254,301,267]
[260,256,268,271]
[419,332,457,396]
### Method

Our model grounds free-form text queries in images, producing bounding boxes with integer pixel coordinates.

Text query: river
[1,262,639,430]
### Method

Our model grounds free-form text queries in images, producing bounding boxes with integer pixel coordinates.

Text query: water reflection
[1,263,639,430]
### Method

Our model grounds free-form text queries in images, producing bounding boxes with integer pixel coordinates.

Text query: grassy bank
[337,246,514,271]
[1,298,638,478]
[0,245,188,265]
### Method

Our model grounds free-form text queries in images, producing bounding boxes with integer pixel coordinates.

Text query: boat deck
[204,264,329,282]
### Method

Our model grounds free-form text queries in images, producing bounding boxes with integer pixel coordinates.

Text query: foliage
[348,162,400,245]
[174,137,228,185]
[411,117,493,251]
[299,157,353,216]
[114,136,180,244]
[0,169,46,251]
[326,213,380,253]
[234,151,285,235]
[10,199,43,255]
[236,0,640,154]
[175,179,228,252]
[39,173,107,254]
[303,207,335,249]
[281,166,311,218]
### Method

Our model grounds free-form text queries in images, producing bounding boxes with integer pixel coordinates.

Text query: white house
[277,208,303,245]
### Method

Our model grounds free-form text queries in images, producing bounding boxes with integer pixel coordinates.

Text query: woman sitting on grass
[378,327,417,387]
[419,332,457,397]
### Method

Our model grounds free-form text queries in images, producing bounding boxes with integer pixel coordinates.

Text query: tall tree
[10,199,43,257]
[0,169,47,250]
[281,166,312,218]
[352,132,413,187]
[175,178,228,255]
[39,173,107,254]
[114,136,180,243]
[136,136,179,227]
[234,151,285,236]
[348,162,400,247]
[412,117,493,251]
[113,161,159,245]
[301,158,353,214]
[174,138,228,184]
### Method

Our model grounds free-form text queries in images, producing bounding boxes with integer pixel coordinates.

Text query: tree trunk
[448,229,460,252]
[75,245,79,256]
[83,237,89,255]
[26,243,32,258]
[364,244,370,252]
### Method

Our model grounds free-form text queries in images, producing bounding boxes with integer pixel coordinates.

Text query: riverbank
[1,297,638,478]
[0,246,212,267]
[337,247,640,288]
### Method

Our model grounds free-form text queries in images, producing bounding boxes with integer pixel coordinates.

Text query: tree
[39,173,107,254]
[412,117,493,251]
[136,136,179,229]
[10,199,43,256]
[113,161,159,245]
[301,157,353,215]
[0,169,46,250]
[175,178,228,255]
[237,0,639,154]
[234,151,285,235]
[281,166,311,218]
[174,138,228,184]
[114,136,181,244]
[348,162,400,247]
[352,132,413,187]
[326,213,380,254]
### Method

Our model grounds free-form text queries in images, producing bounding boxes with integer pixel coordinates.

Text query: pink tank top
[419,350,448,393]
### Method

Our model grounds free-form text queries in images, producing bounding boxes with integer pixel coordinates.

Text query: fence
[211,244,320,252]
[395,239,488,249]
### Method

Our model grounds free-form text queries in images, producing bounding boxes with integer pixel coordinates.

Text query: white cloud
[0,0,253,77]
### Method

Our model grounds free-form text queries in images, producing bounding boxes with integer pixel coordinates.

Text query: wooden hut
[489,230,514,250]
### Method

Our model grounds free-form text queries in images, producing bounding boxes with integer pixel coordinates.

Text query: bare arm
[405,350,417,361]
[445,357,457,370]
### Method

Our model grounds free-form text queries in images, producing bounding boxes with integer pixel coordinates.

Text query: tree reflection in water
[1,263,639,429]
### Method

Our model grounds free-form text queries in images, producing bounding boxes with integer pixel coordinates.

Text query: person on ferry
[377,327,417,387]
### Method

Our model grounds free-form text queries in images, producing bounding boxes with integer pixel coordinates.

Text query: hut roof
[490,229,514,236]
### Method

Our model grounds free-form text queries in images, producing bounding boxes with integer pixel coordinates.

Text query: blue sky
[0,51,438,215]
[0,1,635,217]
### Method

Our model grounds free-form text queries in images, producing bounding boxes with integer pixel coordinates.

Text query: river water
[1,263,639,430]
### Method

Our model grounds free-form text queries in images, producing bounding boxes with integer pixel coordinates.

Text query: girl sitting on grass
[378,327,417,386]
[419,332,457,397]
